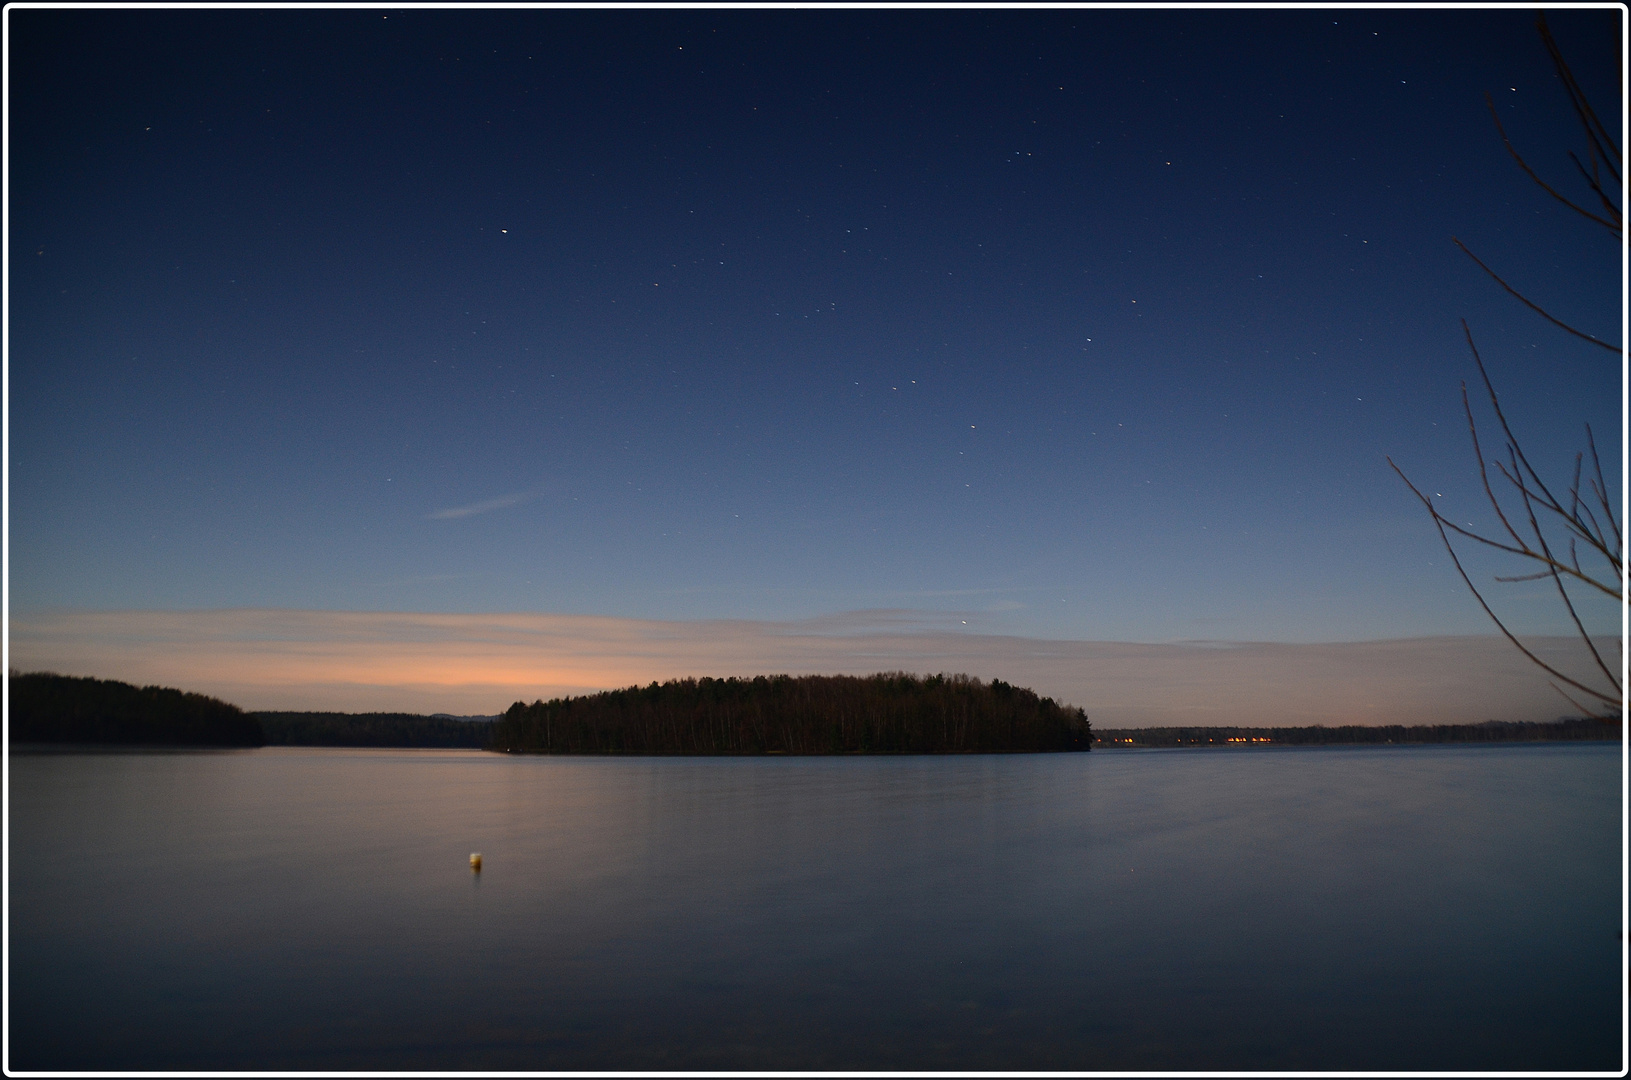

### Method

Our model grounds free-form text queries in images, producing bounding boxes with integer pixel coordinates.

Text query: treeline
[491,672,1092,754]
[1094,719,1621,748]
[7,672,264,746]
[256,712,494,748]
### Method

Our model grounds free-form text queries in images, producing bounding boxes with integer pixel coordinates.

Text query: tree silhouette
[490,672,1092,754]
[7,671,265,746]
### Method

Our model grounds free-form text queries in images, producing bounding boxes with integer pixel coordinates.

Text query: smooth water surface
[7,744,1624,1070]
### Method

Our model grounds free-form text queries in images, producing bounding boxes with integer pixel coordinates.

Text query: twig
[1389,458,1620,707]
[1509,456,1621,695]
[1453,240,1621,354]
[1550,680,1614,723]
[1537,13,1622,186]
[1568,151,1623,224]
[1483,94,1620,234]
[1462,381,1527,548]
[1428,512,1621,599]
[1585,425,1621,552]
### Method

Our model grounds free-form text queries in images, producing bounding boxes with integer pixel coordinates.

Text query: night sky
[6,6,1623,713]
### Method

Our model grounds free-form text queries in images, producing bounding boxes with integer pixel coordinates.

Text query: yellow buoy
[470,852,482,871]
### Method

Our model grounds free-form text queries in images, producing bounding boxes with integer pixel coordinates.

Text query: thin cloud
[429,491,535,520]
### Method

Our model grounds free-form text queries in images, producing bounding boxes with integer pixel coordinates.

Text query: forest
[7,671,265,746]
[490,672,1093,754]
[1093,719,1620,748]
[256,712,494,747]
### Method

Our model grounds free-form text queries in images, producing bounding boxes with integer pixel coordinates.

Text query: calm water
[6,743,1623,1071]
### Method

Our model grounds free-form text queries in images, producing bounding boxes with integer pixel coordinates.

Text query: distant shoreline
[10,672,1619,753]
[1093,719,1619,748]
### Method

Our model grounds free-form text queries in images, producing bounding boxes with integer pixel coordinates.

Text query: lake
[6,743,1623,1071]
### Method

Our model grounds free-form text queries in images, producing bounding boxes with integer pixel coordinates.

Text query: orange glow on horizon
[8,608,1616,721]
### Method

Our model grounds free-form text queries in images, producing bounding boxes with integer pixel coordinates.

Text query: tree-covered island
[490,672,1093,754]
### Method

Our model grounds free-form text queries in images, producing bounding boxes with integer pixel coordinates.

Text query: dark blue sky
[8,5,1623,645]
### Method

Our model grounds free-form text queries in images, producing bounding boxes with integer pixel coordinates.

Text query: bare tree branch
[1550,680,1607,720]
[1568,150,1623,224]
[1493,570,1567,582]
[1393,22,1620,720]
[1461,380,1527,548]
[1389,458,1620,710]
[1537,13,1622,186]
[1422,500,1621,599]
[1508,452,1621,694]
[1483,93,1621,235]
[1452,240,1621,354]
[1463,326,1612,558]
[1585,425,1620,552]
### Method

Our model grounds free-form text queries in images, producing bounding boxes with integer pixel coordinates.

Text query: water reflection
[7,745,1622,1071]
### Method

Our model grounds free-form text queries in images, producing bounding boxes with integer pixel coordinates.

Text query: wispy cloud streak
[7,608,1615,724]
[428,491,535,520]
